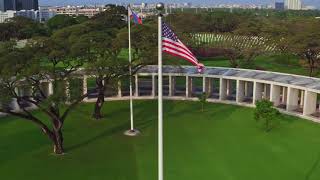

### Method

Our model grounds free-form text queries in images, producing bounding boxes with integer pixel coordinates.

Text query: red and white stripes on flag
[162,22,204,73]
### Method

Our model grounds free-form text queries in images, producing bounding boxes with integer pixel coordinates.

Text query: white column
[186,76,191,97]
[300,90,304,107]
[287,87,299,111]
[236,80,245,103]
[118,81,122,97]
[270,84,281,106]
[135,75,139,97]
[202,76,206,93]
[168,75,173,96]
[226,79,230,96]
[303,91,317,116]
[219,78,227,100]
[83,76,88,100]
[283,87,288,103]
[65,80,70,102]
[169,76,176,97]
[263,84,267,99]
[253,82,263,104]
[11,87,20,111]
[190,77,193,96]
[208,78,212,95]
[48,81,53,95]
[152,75,156,97]
[82,76,88,94]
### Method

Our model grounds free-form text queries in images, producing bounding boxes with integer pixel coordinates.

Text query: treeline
[171,8,320,19]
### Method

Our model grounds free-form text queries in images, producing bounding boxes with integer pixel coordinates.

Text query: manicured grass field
[1,100,320,180]
[120,48,311,76]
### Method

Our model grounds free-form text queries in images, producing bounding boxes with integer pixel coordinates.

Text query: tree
[117,23,158,66]
[74,30,127,119]
[68,5,131,120]
[218,35,267,68]
[0,34,87,155]
[254,99,280,132]
[0,16,48,41]
[77,21,157,120]
[165,13,207,33]
[202,11,242,33]
[46,15,79,33]
[198,92,208,112]
[91,5,127,30]
[286,19,320,77]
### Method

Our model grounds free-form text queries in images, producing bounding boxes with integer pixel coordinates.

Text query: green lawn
[199,55,310,76]
[1,101,320,180]
[119,48,312,76]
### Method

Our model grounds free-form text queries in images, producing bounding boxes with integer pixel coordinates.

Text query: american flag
[162,22,204,73]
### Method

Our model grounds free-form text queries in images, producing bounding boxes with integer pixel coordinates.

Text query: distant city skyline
[39,0,319,8]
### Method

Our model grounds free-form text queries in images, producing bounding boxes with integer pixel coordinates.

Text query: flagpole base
[124,129,141,136]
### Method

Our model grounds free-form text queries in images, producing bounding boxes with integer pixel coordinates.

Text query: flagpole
[156,3,164,180]
[124,5,140,137]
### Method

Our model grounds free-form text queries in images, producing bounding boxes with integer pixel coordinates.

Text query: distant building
[39,6,56,22]
[275,2,285,10]
[15,9,37,19]
[0,0,15,11]
[0,0,38,11]
[50,6,104,18]
[0,10,15,22]
[285,0,302,10]
[0,8,54,23]
[15,0,38,10]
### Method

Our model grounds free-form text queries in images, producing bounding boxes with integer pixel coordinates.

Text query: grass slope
[1,101,320,180]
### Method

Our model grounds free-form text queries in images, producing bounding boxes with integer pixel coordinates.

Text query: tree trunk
[53,129,64,155]
[93,78,105,120]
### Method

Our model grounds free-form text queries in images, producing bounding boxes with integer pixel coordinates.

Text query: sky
[39,0,319,8]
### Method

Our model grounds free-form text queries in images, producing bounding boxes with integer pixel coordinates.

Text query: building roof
[137,65,320,92]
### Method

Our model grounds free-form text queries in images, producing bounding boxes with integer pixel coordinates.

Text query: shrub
[254,99,280,132]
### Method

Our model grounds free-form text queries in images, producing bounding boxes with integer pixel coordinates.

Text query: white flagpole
[128,6,134,131]
[156,3,164,180]
[125,5,140,136]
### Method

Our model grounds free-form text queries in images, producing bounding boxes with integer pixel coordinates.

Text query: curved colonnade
[4,65,320,123]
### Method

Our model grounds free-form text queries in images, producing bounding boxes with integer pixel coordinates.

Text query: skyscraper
[0,0,38,11]
[0,0,15,11]
[275,2,285,10]
[15,0,38,10]
[285,0,302,10]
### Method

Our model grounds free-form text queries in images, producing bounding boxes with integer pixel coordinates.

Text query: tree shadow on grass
[0,128,49,166]
[0,117,15,126]
[279,114,297,124]
[65,122,129,152]
[66,102,155,152]
[305,151,320,180]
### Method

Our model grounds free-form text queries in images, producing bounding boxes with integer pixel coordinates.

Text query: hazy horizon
[39,0,319,8]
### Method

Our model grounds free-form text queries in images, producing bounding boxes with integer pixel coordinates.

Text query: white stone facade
[4,65,320,123]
